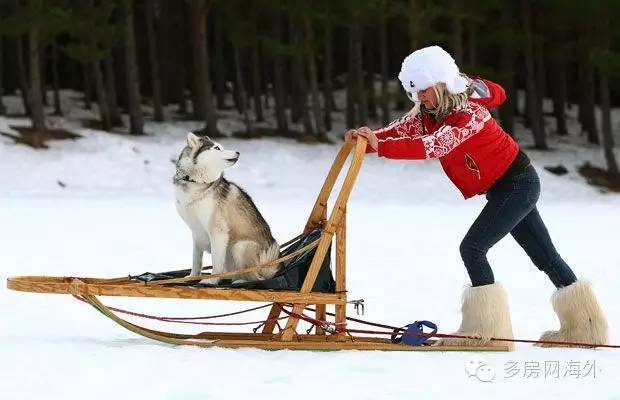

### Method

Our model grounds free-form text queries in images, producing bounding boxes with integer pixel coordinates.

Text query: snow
[1,92,620,399]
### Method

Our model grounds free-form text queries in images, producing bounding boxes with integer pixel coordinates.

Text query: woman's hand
[344,129,357,143]
[344,127,378,150]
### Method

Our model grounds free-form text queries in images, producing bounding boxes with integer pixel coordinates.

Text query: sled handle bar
[303,136,367,234]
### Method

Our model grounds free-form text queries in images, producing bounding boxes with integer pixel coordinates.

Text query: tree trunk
[599,16,618,177]
[467,18,477,69]
[600,68,619,176]
[213,13,226,109]
[232,44,253,135]
[379,16,390,125]
[581,61,599,144]
[188,0,219,135]
[550,47,568,136]
[190,0,208,120]
[322,19,334,131]
[534,20,546,135]
[28,20,46,131]
[51,43,62,116]
[271,12,288,133]
[352,20,367,126]
[232,67,242,113]
[408,0,419,49]
[123,0,144,135]
[261,48,271,111]
[364,31,377,120]
[114,47,127,109]
[511,77,520,117]
[304,14,326,141]
[81,62,92,110]
[251,42,264,122]
[159,0,187,114]
[346,23,356,128]
[104,55,123,126]
[204,11,220,137]
[289,12,313,134]
[397,0,419,110]
[451,0,463,66]
[0,38,6,116]
[40,44,47,107]
[287,14,300,124]
[145,0,164,121]
[498,4,515,134]
[521,0,546,149]
[92,60,112,131]
[16,36,31,116]
[498,73,516,136]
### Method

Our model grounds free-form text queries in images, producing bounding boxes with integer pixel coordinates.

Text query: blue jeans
[460,166,577,288]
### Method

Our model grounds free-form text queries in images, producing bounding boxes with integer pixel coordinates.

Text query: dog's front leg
[190,239,203,277]
[199,232,228,285]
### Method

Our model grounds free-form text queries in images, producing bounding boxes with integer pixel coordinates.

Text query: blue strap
[390,320,438,346]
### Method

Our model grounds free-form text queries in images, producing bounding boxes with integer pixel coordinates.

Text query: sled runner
[7,137,510,352]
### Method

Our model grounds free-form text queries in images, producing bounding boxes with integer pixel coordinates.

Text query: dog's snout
[235,151,240,156]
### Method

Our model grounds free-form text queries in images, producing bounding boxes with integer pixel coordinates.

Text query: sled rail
[79,294,510,351]
[6,276,345,304]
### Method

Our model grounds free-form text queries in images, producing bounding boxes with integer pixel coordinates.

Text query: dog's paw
[199,278,220,286]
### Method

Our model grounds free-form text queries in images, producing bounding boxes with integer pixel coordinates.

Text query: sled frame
[6,137,510,352]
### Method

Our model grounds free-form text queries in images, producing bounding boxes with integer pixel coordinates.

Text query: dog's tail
[256,242,281,280]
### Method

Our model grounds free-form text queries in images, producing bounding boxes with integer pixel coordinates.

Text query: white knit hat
[398,45,469,96]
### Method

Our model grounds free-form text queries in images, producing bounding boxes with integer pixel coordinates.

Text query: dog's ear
[187,132,200,148]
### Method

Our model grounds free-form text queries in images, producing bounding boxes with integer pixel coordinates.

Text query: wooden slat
[6,276,345,304]
[204,340,511,351]
[261,303,283,334]
[315,304,326,335]
[335,209,347,341]
[303,142,354,234]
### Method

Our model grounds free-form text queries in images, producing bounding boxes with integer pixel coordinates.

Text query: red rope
[107,302,273,321]
[279,305,338,332]
[345,328,620,349]
[280,304,620,349]
[299,304,399,330]
[72,296,282,326]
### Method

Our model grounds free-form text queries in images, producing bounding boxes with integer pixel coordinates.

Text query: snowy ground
[1,92,620,399]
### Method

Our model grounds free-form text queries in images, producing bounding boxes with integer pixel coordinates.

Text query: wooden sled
[6,137,510,352]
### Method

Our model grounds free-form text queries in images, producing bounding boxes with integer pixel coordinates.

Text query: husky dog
[174,132,281,284]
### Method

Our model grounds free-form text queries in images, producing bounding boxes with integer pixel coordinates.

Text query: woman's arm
[362,107,424,153]
[375,103,492,160]
[468,76,507,109]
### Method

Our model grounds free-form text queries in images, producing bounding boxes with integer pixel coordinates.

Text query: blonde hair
[424,73,474,121]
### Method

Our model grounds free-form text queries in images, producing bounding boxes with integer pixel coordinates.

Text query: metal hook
[347,299,365,315]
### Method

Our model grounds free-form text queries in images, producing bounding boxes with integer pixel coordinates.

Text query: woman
[346,45,609,348]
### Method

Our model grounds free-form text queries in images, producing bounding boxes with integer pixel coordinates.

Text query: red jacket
[368,77,519,199]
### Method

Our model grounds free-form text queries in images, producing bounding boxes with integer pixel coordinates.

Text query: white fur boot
[434,282,514,350]
[537,280,609,348]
